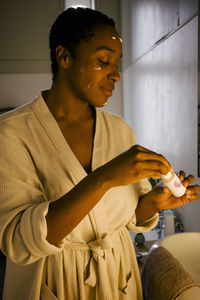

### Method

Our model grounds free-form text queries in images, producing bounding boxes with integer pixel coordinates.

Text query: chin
[101,101,108,107]
[97,96,110,107]
[94,101,108,108]
[89,97,109,108]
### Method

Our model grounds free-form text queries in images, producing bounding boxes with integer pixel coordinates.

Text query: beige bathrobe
[0,93,158,300]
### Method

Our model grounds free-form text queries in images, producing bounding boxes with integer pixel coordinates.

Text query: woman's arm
[46,145,172,245]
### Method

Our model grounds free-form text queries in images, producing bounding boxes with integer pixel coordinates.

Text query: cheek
[78,66,104,91]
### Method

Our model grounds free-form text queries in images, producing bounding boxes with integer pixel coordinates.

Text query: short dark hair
[49,7,115,81]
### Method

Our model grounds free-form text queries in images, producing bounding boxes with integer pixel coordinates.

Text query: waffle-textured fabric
[0,93,158,300]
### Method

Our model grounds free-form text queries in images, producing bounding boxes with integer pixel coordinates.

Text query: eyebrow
[94,46,123,57]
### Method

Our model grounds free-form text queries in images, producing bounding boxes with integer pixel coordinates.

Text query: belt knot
[87,234,113,259]
[84,234,114,288]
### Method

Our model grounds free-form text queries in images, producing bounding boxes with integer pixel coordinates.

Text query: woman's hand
[135,171,200,224]
[102,144,172,187]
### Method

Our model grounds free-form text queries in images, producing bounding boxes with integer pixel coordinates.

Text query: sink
[151,232,200,284]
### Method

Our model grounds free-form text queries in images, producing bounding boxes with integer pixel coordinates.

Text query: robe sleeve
[126,178,159,233]
[0,134,65,265]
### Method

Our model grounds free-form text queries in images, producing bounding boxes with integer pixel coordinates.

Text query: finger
[182,175,195,187]
[186,185,200,195]
[142,160,170,175]
[185,193,200,201]
[178,170,185,181]
[163,185,171,194]
[142,169,165,179]
[134,144,154,153]
[133,145,172,170]
[134,155,172,174]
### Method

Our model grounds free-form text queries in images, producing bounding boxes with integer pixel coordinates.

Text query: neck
[43,80,94,124]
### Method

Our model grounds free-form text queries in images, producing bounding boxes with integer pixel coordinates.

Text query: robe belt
[65,233,119,299]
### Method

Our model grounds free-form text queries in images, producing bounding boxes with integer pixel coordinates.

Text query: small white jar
[161,171,186,197]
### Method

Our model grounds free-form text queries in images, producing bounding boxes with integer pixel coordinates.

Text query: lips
[101,85,114,96]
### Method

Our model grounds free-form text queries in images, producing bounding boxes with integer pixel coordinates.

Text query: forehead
[77,25,122,57]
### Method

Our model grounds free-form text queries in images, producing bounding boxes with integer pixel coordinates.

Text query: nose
[108,66,120,83]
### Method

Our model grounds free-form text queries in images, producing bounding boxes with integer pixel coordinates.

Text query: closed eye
[98,59,109,65]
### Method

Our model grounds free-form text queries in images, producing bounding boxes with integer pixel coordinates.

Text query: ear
[56,45,71,69]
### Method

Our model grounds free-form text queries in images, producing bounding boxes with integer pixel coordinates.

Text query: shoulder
[0,95,40,141]
[98,109,136,144]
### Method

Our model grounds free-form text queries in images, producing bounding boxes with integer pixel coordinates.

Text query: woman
[0,7,199,300]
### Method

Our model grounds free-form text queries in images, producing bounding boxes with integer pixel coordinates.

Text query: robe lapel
[33,95,108,238]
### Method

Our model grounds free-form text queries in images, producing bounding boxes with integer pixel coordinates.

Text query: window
[64,0,95,9]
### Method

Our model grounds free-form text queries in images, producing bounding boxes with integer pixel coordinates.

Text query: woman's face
[66,25,122,107]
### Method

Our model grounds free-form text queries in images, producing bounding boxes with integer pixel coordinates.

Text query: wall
[0,0,123,116]
[121,0,199,232]
[0,0,63,109]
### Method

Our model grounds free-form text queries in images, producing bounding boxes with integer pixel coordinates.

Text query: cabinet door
[0,0,63,73]
[121,0,198,69]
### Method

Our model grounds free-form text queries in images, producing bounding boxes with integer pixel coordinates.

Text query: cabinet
[121,0,198,70]
[0,0,63,73]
